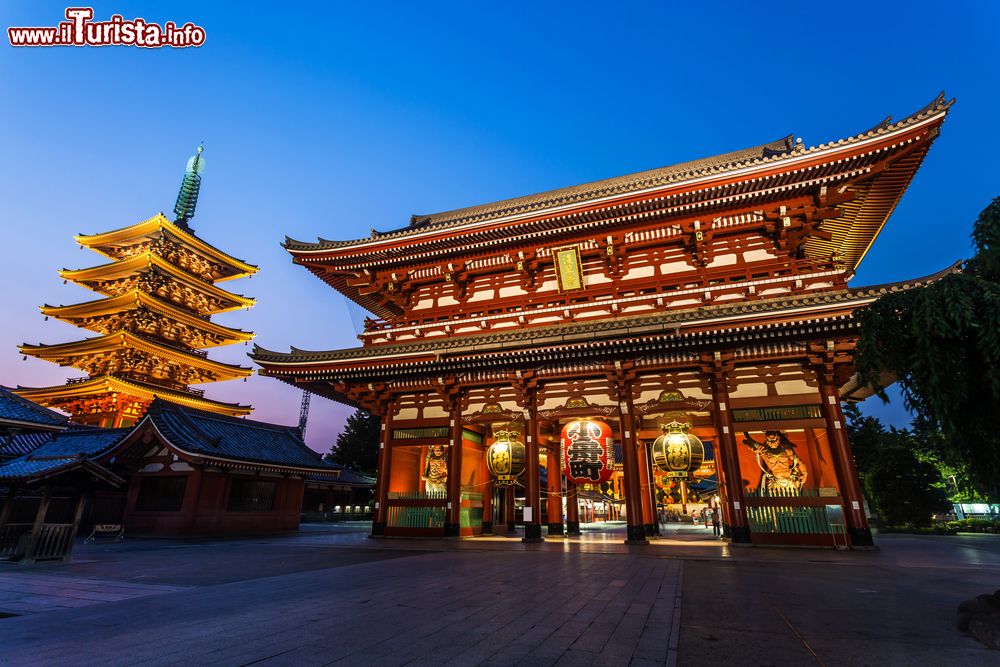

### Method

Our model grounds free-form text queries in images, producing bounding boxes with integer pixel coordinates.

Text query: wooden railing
[745,505,832,534]
[387,491,447,500]
[301,511,373,523]
[0,523,32,559]
[387,506,445,529]
[24,523,77,562]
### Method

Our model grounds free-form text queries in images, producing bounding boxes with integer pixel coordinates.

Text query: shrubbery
[879,524,956,535]
[947,518,1000,533]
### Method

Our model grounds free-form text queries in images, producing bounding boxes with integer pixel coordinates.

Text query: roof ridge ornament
[173,144,205,232]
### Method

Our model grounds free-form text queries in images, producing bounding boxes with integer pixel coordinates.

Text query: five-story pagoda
[16,147,257,427]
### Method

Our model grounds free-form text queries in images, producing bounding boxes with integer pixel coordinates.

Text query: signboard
[824,504,845,526]
[552,245,584,292]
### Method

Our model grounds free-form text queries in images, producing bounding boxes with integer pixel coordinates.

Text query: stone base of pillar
[566,521,581,536]
[506,522,517,534]
[548,522,564,536]
[443,522,461,538]
[849,526,875,548]
[369,522,386,537]
[643,523,657,537]
[481,521,493,536]
[522,523,543,542]
[625,525,648,544]
[728,525,752,544]
[722,524,732,538]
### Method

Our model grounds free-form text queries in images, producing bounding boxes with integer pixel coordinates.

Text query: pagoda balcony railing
[72,375,206,398]
[132,332,210,359]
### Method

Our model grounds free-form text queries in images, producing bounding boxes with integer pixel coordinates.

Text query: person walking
[711,507,721,536]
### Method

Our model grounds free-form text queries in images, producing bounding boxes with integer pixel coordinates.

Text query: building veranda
[253,96,955,548]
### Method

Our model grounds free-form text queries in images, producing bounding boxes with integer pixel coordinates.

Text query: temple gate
[254,95,954,547]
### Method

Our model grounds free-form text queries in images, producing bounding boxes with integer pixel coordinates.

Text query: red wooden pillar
[702,352,750,544]
[371,400,394,537]
[444,402,464,538]
[523,405,543,542]
[818,380,874,546]
[637,441,655,537]
[619,400,648,544]
[546,443,564,536]
[565,482,580,535]
[642,441,661,537]
[715,458,733,529]
[186,468,206,534]
[706,361,750,543]
[481,482,494,535]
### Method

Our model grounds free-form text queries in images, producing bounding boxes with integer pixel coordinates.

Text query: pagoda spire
[173,144,205,231]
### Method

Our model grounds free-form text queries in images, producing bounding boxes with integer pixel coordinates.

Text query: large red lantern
[561,418,614,485]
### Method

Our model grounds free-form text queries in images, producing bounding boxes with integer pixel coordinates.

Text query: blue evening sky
[1,1,997,450]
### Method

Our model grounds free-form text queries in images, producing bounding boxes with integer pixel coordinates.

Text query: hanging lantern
[651,421,705,478]
[561,418,614,485]
[486,430,526,486]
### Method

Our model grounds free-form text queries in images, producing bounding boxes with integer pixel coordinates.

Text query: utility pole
[298,390,311,437]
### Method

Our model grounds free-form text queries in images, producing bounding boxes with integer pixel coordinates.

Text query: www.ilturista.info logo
[8,7,205,48]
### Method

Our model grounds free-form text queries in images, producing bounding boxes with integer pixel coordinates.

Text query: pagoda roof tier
[40,291,255,348]
[252,264,957,394]
[20,331,253,384]
[60,252,255,314]
[285,95,951,318]
[14,375,252,417]
[76,213,258,282]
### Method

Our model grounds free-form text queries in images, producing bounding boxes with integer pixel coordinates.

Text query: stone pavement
[0,524,997,665]
[0,545,683,666]
[0,572,188,616]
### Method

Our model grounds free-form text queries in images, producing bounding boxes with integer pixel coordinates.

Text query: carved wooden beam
[602,360,637,403]
[507,369,539,409]
[514,250,541,291]
[596,234,626,278]
[806,339,857,388]
[431,375,462,413]
[441,261,472,301]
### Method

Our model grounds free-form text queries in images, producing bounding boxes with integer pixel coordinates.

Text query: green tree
[908,416,984,503]
[856,196,1000,498]
[326,408,380,477]
[864,440,950,527]
[844,405,951,526]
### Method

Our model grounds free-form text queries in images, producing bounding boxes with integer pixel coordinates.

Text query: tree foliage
[844,405,951,526]
[856,196,1000,498]
[326,408,380,478]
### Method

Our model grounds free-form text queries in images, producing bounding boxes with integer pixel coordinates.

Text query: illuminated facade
[254,96,953,546]
[16,147,256,426]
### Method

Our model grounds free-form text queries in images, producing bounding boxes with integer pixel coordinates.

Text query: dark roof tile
[146,399,337,472]
[0,387,69,427]
[0,428,129,482]
[0,432,54,459]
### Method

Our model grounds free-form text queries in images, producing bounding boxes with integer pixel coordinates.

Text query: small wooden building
[0,427,129,563]
[108,399,364,535]
[0,398,374,550]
